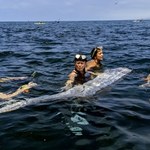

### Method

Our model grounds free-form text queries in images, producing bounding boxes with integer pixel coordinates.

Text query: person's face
[95,50,103,61]
[75,61,86,72]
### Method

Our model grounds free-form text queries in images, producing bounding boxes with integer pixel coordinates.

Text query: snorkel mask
[74,54,87,61]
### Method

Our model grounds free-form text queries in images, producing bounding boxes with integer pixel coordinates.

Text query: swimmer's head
[91,46,103,59]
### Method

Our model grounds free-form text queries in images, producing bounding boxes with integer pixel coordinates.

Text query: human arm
[0,82,37,100]
[0,77,28,83]
[65,71,77,88]
[61,71,77,91]
[86,60,95,72]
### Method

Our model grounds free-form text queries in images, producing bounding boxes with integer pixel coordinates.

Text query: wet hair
[91,46,103,59]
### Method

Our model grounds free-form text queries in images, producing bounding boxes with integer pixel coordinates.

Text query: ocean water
[0,20,150,150]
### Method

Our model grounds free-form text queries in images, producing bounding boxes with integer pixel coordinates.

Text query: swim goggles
[75,54,87,61]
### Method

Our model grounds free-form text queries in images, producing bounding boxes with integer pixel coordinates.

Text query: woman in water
[63,54,87,91]
[86,46,104,78]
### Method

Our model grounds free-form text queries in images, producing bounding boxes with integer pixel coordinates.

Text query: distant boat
[133,19,142,23]
[34,21,46,25]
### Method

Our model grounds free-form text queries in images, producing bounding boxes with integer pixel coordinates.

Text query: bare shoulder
[86,60,95,70]
[87,60,94,65]
[68,70,77,78]
[87,60,95,66]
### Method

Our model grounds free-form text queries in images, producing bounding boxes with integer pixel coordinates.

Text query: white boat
[34,21,46,25]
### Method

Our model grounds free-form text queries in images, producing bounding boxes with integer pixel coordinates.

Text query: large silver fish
[0,67,131,113]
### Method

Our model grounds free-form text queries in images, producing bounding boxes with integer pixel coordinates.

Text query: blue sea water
[0,20,150,150]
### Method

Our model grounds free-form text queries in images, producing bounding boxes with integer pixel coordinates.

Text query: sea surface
[0,20,150,150]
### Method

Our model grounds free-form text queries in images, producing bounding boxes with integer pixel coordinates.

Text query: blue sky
[0,0,150,21]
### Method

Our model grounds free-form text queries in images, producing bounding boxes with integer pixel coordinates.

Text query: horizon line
[0,18,149,22]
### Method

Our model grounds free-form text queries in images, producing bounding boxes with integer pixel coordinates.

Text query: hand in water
[60,80,73,92]
[19,82,37,93]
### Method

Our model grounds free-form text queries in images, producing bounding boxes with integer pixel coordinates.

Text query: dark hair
[91,46,103,59]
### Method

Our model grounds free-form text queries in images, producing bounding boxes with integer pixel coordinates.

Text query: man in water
[86,46,104,78]
[63,54,87,91]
